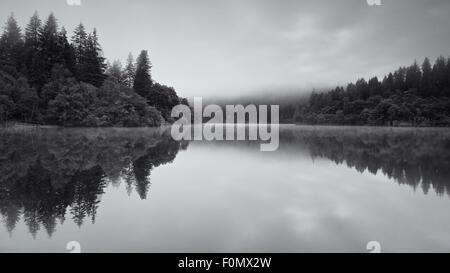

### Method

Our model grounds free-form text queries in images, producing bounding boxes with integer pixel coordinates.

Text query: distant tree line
[0,12,186,126]
[294,57,450,126]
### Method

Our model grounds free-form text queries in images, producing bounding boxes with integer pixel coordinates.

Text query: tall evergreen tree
[393,67,406,91]
[446,57,450,94]
[124,53,135,88]
[82,29,106,87]
[72,23,87,65]
[382,73,395,94]
[432,56,447,95]
[355,78,369,100]
[133,50,153,98]
[25,12,41,43]
[421,57,433,96]
[38,13,65,84]
[405,61,422,91]
[23,12,42,85]
[106,60,124,83]
[0,14,24,70]
[72,26,105,86]
[368,77,382,97]
[58,27,76,75]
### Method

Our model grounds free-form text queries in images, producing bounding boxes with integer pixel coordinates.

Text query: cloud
[0,0,449,97]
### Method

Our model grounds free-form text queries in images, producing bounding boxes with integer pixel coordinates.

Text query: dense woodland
[1,13,449,128]
[0,12,186,127]
[295,57,450,126]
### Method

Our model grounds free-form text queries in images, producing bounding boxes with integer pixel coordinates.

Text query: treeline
[0,12,186,126]
[204,92,307,124]
[295,57,450,126]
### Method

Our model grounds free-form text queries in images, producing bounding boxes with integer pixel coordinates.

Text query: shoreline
[2,122,450,130]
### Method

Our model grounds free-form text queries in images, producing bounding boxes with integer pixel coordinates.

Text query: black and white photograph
[0,0,450,266]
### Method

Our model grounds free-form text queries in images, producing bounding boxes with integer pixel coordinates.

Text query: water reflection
[0,127,187,237]
[195,126,450,197]
[279,126,450,196]
[0,125,450,246]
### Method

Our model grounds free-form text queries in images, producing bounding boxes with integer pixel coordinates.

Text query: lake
[1,125,450,253]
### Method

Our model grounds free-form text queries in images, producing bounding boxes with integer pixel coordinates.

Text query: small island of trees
[0,12,187,127]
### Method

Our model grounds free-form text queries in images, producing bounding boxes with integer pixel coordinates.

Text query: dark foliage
[295,57,450,126]
[0,12,185,127]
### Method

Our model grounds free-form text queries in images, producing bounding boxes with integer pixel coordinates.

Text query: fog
[0,0,449,98]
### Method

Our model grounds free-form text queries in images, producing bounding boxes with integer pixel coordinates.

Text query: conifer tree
[433,56,447,95]
[405,61,422,91]
[124,53,135,88]
[421,57,433,96]
[23,12,42,85]
[382,73,395,93]
[72,23,87,65]
[38,13,65,84]
[72,26,105,86]
[58,27,76,75]
[393,67,406,91]
[107,60,124,83]
[133,50,153,98]
[0,14,24,70]
[82,29,106,87]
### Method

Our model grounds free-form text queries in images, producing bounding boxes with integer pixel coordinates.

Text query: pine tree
[71,23,87,81]
[23,12,42,85]
[446,57,450,94]
[355,78,369,100]
[133,50,153,98]
[82,29,106,87]
[0,14,24,70]
[393,67,406,91]
[432,56,447,95]
[420,57,433,96]
[368,77,382,97]
[25,12,41,46]
[38,13,64,84]
[72,23,87,65]
[405,61,421,91]
[106,60,124,83]
[124,53,135,88]
[42,13,58,35]
[382,73,395,94]
[71,25,105,87]
[58,27,76,75]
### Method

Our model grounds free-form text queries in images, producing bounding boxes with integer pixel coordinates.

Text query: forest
[2,12,449,128]
[294,57,450,126]
[0,12,187,127]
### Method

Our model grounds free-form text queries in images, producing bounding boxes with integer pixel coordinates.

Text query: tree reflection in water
[1,126,449,238]
[195,126,450,197]
[279,126,450,197]
[0,127,188,237]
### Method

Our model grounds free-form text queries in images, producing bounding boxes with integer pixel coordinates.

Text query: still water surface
[0,125,450,252]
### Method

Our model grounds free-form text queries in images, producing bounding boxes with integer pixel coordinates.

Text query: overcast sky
[0,0,449,98]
